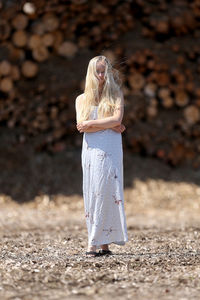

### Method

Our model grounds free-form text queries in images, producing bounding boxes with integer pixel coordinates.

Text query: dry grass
[1,169,200,299]
[0,146,200,299]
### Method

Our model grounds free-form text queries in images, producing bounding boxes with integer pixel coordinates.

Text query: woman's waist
[84,129,121,139]
[83,129,122,147]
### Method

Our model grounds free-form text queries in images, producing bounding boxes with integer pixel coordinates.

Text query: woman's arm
[75,94,84,124]
[77,124,126,133]
[90,92,124,128]
[112,124,126,133]
[76,92,124,131]
[78,126,106,133]
[75,96,107,133]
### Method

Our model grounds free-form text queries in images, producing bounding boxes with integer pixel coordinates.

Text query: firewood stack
[0,0,200,167]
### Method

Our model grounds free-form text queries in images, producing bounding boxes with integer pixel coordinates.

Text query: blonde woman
[75,55,128,257]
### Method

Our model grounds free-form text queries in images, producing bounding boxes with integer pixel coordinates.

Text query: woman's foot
[100,244,109,251]
[99,244,112,255]
[86,245,99,257]
[98,249,112,255]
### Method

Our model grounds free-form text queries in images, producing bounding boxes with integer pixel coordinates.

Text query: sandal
[98,249,112,256]
[85,251,99,257]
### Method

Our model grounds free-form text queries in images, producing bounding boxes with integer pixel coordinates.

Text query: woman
[75,55,128,257]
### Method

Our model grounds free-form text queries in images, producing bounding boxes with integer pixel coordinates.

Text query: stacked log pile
[122,0,200,167]
[0,0,200,167]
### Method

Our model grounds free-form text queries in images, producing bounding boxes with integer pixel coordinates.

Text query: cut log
[10,65,20,81]
[8,88,16,100]
[0,77,13,93]
[150,17,169,35]
[171,44,180,53]
[170,15,187,35]
[42,33,54,47]
[158,87,170,99]
[12,30,28,47]
[142,27,155,38]
[23,2,36,15]
[135,51,147,65]
[28,34,42,49]
[191,1,200,18]
[156,72,170,86]
[157,19,169,34]
[57,41,78,58]
[183,105,200,125]
[32,45,49,62]
[128,73,145,91]
[146,71,158,83]
[185,81,195,93]
[147,59,156,70]
[168,144,186,166]
[176,72,185,84]
[52,128,65,139]
[50,106,59,120]
[175,90,189,107]
[146,105,158,118]
[177,55,185,65]
[156,149,166,160]
[183,11,197,30]
[78,36,90,48]
[21,60,38,78]
[8,45,25,61]
[12,13,28,30]
[52,30,64,49]
[0,60,12,76]
[158,87,174,108]
[161,96,174,109]
[149,98,158,107]
[144,82,157,97]
[42,13,59,32]
[7,118,16,128]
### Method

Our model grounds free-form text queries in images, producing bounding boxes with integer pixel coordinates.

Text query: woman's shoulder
[75,93,85,108]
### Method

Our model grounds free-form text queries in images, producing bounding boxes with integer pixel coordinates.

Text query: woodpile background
[0,0,200,167]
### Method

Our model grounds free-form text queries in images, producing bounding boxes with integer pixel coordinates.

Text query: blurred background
[0,0,200,204]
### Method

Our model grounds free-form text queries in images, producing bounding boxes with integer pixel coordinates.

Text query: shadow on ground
[0,129,200,203]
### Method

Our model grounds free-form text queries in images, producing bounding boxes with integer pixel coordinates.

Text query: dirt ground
[0,148,200,300]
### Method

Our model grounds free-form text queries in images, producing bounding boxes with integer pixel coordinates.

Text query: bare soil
[0,147,200,300]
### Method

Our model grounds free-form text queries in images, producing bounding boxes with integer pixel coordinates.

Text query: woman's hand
[120,124,126,133]
[112,124,126,133]
[76,120,93,133]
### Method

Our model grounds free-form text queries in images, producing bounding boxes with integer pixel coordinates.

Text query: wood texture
[0,0,199,167]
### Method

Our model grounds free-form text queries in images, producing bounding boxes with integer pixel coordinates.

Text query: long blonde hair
[77,55,122,122]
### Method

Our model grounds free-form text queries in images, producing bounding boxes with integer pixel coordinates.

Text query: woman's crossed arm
[76,92,125,133]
